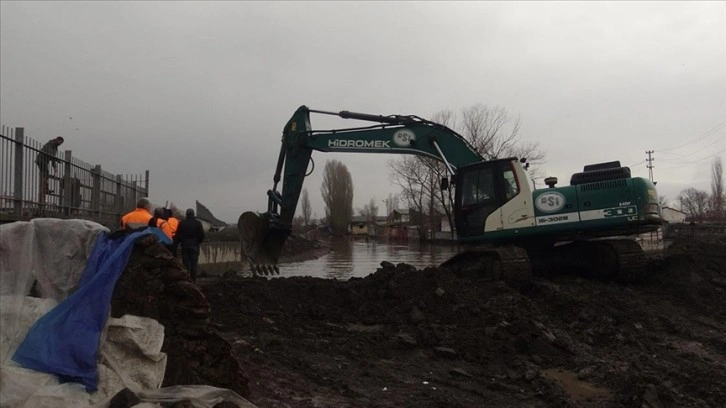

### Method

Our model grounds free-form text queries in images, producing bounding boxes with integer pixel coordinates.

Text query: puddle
[543,368,613,400]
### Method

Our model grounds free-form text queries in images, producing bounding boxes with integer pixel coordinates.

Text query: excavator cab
[453,159,523,238]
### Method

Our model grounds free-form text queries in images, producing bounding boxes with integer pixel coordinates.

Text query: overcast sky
[1,1,724,223]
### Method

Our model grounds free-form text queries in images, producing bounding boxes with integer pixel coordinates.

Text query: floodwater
[278,238,463,280]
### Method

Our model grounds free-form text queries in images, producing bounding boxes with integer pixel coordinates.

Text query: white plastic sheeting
[1,218,108,363]
[0,299,166,407]
[0,219,257,408]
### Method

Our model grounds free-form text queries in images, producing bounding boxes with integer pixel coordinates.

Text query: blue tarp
[12,227,168,391]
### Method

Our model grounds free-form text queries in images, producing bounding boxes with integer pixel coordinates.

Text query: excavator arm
[239,105,483,274]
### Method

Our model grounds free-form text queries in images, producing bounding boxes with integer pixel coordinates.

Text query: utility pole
[645,150,655,182]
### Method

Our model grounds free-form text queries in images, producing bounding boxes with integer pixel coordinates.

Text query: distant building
[349,215,387,236]
[349,215,369,235]
[662,206,687,224]
[374,216,387,236]
[389,208,410,224]
[386,209,411,240]
[385,207,450,241]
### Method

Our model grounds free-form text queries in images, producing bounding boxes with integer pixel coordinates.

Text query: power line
[658,121,726,153]
[658,136,725,163]
[664,137,726,164]
[658,146,726,170]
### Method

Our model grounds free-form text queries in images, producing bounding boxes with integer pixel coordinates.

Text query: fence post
[92,164,101,217]
[132,180,138,205]
[62,150,72,216]
[145,170,150,197]
[13,128,24,218]
[116,174,123,216]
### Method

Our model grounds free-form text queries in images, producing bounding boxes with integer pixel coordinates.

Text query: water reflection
[278,238,462,280]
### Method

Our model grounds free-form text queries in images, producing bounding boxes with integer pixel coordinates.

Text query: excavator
[238,106,662,282]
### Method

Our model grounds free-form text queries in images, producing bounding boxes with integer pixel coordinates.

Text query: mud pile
[110,235,250,399]
[653,234,726,316]
[198,235,726,408]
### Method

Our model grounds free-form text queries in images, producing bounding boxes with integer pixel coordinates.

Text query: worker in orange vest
[146,207,176,251]
[162,208,179,241]
[121,198,153,229]
[148,207,167,229]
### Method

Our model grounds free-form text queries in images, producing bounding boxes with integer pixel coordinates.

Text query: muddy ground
[112,234,725,408]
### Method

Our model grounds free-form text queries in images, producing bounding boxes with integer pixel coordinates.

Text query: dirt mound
[652,234,726,316]
[110,235,250,399]
[197,235,726,408]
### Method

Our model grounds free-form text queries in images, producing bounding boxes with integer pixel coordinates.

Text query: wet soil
[112,234,726,408]
[110,235,250,399]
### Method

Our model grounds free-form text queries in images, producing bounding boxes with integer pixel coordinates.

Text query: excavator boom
[239,105,483,274]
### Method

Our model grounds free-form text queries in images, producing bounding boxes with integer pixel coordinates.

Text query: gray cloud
[2,1,724,221]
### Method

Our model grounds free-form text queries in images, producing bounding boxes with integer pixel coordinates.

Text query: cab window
[461,167,495,206]
[502,166,519,200]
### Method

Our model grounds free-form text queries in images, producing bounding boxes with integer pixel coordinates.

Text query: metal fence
[1,126,149,227]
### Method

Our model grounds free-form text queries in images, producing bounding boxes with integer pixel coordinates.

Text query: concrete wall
[198,241,244,276]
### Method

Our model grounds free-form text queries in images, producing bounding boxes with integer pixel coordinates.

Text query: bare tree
[388,155,443,241]
[300,188,312,226]
[388,103,545,239]
[388,155,429,222]
[430,109,456,129]
[357,197,380,235]
[321,160,354,235]
[711,157,724,220]
[384,193,399,216]
[292,215,305,230]
[678,187,710,222]
[359,197,378,222]
[459,105,545,179]
[369,198,379,220]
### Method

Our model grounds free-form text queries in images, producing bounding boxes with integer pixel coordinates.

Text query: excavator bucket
[238,211,290,275]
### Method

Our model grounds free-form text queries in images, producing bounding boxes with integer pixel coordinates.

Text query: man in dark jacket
[174,208,205,281]
[35,136,64,203]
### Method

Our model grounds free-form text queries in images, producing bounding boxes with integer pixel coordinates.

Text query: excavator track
[439,239,647,285]
[597,239,648,283]
[530,239,648,283]
[440,245,531,283]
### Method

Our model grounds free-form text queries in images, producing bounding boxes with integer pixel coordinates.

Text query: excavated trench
[111,233,726,408]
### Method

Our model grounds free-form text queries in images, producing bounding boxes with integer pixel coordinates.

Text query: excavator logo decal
[535,191,566,213]
[328,140,391,148]
[392,129,416,147]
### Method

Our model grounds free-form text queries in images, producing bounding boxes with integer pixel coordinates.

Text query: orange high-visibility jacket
[121,208,152,229]
[162,217,179,240]
[152,217,167,230]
